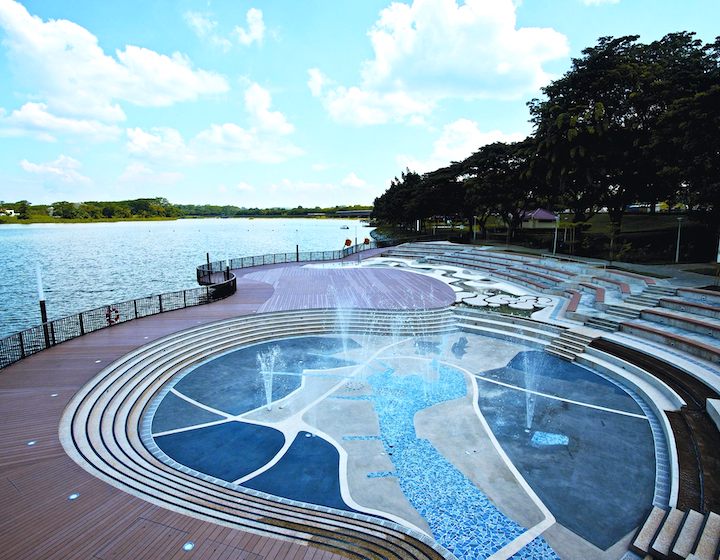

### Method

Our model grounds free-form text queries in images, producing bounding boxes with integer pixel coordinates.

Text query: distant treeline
[0,198,372,222]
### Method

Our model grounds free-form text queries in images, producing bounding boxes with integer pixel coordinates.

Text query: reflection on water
[0,218,374,337]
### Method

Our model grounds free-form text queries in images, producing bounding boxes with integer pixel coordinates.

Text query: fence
[196,239,391,284]
[0,275,237,370]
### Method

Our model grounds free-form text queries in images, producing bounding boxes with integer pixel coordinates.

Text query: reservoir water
[0,218,375,339]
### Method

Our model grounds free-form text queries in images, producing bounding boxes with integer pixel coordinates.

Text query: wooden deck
[0,265,453,560]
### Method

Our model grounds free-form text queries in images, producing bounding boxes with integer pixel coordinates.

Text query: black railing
[0,274,237,370]
[196,239,392,284]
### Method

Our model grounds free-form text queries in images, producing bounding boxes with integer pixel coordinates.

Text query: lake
[0,218,375,339]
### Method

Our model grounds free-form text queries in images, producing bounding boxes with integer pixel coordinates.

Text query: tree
[16,200,30,220]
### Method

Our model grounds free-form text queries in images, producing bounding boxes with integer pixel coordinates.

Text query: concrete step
[631,506,668,556]
[607,305,642,319]
[650,507,685,559]
[544,346,576,361]
[585,317,621,332]
[562,331,595,344]
[646,286,678,296]
[553,339,586,352]
[626,295,662,307]
[692,511,720,560]
[670,509,705,560]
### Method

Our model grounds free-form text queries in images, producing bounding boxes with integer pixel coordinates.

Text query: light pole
[675,217,684,263]
[552,215,559,255]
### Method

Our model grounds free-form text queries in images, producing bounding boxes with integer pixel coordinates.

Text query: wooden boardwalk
[0,265,453,560]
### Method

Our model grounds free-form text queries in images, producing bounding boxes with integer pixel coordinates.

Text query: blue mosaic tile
[342,435,382,441]
[365,364,558,560]
[530,431,569,447]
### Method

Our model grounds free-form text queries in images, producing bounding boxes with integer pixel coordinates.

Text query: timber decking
[0,266,453,560]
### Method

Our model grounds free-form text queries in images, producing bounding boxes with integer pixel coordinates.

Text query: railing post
[206,286,210,301]
[159,294,163,313]
[133,300,138,319]
[18,333,25,359]
[296,244,299,262]
[183,290,187,307]
[49,322,56,345]
[79,313,85,336]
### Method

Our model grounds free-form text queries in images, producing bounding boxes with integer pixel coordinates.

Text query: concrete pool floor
[145,332,658,560]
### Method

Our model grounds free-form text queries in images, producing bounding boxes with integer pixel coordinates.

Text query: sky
[0,0,718,209]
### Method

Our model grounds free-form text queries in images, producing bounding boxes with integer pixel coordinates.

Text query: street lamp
[552,215,559,256]
[675,217,684,264]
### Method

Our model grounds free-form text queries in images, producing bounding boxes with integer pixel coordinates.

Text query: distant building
[520,208,558,229]
[0,208,15,216]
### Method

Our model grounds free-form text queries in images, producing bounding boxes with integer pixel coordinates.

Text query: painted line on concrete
[474,375,647,419]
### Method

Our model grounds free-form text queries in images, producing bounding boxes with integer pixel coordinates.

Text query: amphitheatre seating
[678,287,720,306]
[603,269,657,286]
[640,308,720,341]
[619,321,720,364]
[578,282,606,304]
[659,298,720,320]
[591,275,631,294]
[564,289,582,313]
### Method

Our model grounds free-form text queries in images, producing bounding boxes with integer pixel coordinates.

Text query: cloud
[397,118,525,172]
[244,83,294,135]
[309,0,568,125]
[0,102,121,142]
[183,11,232,51]
[234,8,265,46]
[341,172,367,188]
[0,0,229,122]
[127,83,301,164]
[20,155,92,185]
[117,162,183,185]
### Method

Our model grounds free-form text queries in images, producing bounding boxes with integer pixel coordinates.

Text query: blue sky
[0,0,718,208]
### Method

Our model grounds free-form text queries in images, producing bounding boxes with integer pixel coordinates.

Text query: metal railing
[196,239,391,284]
[0,274,237,370]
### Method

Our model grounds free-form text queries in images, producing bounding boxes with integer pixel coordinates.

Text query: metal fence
[0,275,237,370]
[196,239,389,284]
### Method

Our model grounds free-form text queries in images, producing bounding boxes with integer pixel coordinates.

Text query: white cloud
[309,0,568,125]
[118,162,183,185]
[0,102,121,142]
[0,0,229,122]
[234,8,265,46]
[341,172,367,188]
[236,181,255,192]
[20,155,92,185]
[183,11,237,51]
[127,83,301,164]
[244,84,294,135]
[397,118,525,172]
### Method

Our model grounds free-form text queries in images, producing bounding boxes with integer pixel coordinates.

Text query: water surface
[0,218,373,338]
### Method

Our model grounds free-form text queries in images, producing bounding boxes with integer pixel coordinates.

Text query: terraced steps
[453,307,563,347]
[632,507,720,560]
[59,308,456,560]
[545,330,595,361]
[585,316,623,332]
[606,304,643,320]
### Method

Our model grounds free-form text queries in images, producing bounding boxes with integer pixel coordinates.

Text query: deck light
[182,541,195,551]
[27,440,36,446]
[67,493,80,500]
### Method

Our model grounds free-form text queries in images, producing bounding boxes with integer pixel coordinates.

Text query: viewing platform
[2,241,719,560]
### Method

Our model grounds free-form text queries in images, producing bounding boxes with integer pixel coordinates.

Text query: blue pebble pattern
[366,365,559,560]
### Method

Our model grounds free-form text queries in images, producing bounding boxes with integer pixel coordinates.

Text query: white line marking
[474,374,647,419]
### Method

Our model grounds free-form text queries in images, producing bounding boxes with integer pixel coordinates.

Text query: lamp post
[552,216,559,256]
[675,217,684,264]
